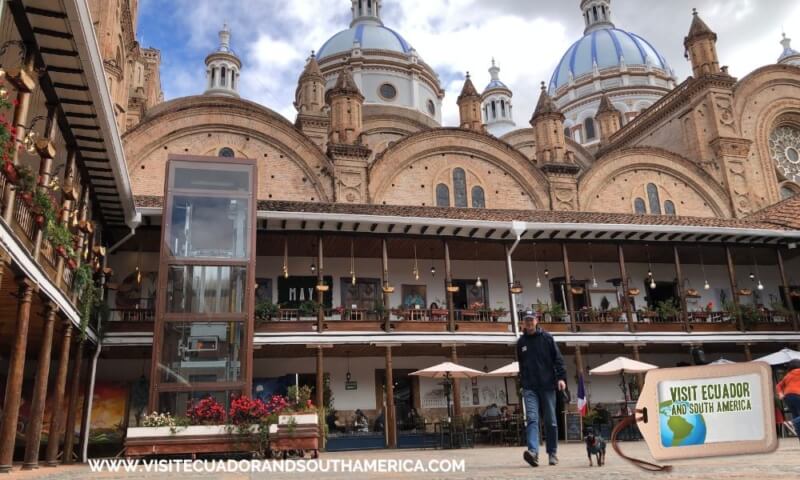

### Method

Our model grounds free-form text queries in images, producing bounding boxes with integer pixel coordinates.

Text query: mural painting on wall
[88,382,130,444]
[278,276,333,308]
[116,270,157,309]
[401,284,427,309]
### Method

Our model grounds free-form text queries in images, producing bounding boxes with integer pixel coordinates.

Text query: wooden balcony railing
[108,308,155,323]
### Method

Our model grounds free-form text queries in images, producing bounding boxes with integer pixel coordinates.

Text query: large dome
[318,23,413,59]
[549,27,671,92]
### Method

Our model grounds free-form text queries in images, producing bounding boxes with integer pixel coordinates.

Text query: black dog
[584,430,606,467]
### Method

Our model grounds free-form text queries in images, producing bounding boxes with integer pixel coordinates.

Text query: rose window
[769,125,800,183]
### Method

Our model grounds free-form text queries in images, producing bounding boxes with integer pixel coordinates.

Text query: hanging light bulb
[650,278,657,289]
[647,270,653,277]
[413,243,420,281]
[757,280,764,291]
[544,267,549,277]
[282,237,289,279]
[699,246,709,291]
[413,267,419,281]
[310,262,316,273]
[589,244,598,288]
[704,279,710,290]
[536,276,542,288]
[0,85,7,100]
[592,277,598,288]
[430,265,436,277]
[349,239,356,285]
[351,272,356,285]
[135,265,142,285]
[748,272,756,280]
[476,276,482,288]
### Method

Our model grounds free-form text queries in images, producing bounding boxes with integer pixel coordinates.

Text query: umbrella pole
[445,373,453,420]
[620,371,628,402]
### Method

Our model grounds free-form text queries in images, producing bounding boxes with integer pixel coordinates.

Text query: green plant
[298,300,319,317]
[546,302,565,319]
[46,220,75,257]
[32,189,56,228]
[255,300,279,322]
[73,263,101,339]
[14,164,36,193]
[655,299,680,320]
[285,416,297,434]
[371,300,387,318]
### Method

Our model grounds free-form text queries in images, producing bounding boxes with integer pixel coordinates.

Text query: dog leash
[610,409,672,472]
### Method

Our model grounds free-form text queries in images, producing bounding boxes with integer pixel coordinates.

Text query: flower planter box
[2,162,17,184]
[268,413,319,459]
[124,425,259,458]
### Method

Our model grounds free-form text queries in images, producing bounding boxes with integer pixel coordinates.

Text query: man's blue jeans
[522,389,558,455]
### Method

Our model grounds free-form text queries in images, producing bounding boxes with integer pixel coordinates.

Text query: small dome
[549,27,671,92]
[318,23,413,59]
[779,33,800,65]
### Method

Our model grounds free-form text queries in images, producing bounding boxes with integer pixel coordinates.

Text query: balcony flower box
[2,161,17,184]
[66,258,77,271]
[269,413,319,459]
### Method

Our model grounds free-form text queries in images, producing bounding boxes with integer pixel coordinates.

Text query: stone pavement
[8,440,800,479]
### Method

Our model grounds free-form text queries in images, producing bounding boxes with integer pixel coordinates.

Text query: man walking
[517,310,567,467]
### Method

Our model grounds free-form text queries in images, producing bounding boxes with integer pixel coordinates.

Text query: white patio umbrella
[411,362,483,418]
[753,348,800,365]
[711,358,735,365]
[589,357,658,375]
[484,361,519,377]
[589,357,658,402]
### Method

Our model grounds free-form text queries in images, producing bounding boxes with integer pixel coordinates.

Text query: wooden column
[742,343,752,361]
[630,344,644,391]
[32,105,58,261]
[2,55,35,223]
[561,243,576,332]
[444,241,455,332]
[316,236,324,331]
[45,319,73,466]
[673,246,689,330]
[617,244,635,332]
[22,303,59,469]
[62,340,84,465]
[776,248,798,331]
[315,347,324,446]
[725,246,744,331]
[450,346,461,417]
[574,345,585,381]
[381,238,390,331]
[0,277,36,472]
[385,347,396,448]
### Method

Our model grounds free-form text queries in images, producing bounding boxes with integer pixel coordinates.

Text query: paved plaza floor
[8,440,800,479]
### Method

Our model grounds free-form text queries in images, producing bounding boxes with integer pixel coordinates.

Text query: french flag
[577,373,587,416]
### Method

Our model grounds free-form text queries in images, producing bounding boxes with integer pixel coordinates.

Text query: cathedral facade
[118,0,800,220]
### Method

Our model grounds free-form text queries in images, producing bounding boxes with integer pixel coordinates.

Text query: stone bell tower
[295,52,329,150]
[457,73,485,132]
[530,82,581,210]
[326,69,371,203]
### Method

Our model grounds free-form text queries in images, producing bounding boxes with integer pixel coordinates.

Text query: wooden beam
[32,27,72,39]
[500,230,510,239]
[468,227,479,238]
[485,229,496,238]
[452,227,462,236]
[24,6,67,18]
[404,225,412,234]
[436,226,445,235]
[370,223,378,232]
[387,224,395,233]
[420,225,429,235]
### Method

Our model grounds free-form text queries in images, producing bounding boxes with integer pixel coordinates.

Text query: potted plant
[655,299,680,321]
[47,221,74,259]
[31,189,56,227]
[188,396,226,425]
[298,300,320,319]
[255,300,280,322]
[490,306,508,321]
[546,302,565,322]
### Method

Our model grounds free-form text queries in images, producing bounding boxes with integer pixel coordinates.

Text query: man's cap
[522,310,536,320]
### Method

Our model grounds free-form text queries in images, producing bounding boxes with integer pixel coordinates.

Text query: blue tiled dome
[318,24,412,59]
[549,27,671,91]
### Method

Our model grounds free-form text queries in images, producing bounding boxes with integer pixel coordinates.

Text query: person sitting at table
[500,406,510,420]
[406,407,420,430]
[430,302,439,309]
[482,403,501,418]
[353,409,369,432]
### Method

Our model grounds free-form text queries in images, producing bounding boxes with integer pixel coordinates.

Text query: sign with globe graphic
[658,400,707,447]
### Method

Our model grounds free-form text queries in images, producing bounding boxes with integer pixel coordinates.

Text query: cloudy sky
[137,0,800,126]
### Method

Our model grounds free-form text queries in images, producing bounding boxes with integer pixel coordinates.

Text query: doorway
[645,280,677,308]
[452,279,488,310]
[376,369,417,432]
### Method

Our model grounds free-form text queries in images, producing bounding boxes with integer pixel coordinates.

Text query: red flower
[229,396,269,425]
[187,396,225,425]
[12,99,19,106]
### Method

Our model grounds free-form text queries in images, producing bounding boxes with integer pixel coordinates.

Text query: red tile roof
[745,194,800,230]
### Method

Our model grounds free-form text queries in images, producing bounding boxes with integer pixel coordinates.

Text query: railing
[107,308,155,323]
[13,195,36,243]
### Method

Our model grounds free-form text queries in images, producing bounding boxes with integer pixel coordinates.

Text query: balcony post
[450,346,461,417]
[381,238,390,330]
[316,236,324,331]
[2,53,35,223]
[54,150,77,289]
[725,246,744,331]
[742,343,752,361]
[561,243,576,332]
[673,245,689,330]
[0,276,37,473]
[45,319,73,466]
[630,343,644,392]
[62,339,84,465]
[617,244,635,332]
[444,240,455,332]
[776,248,798,331]
[315,346,325,447]
[385,346,396,448]
[72,186,90,303]
[22,302,59,469]
[32,104,58,261]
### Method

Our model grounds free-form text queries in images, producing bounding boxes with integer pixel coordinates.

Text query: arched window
[647,183,662,214]
[634,198,646,214]
[436,184,450,207]
[221,66,227,86]
[453,168,468,208]
[564,127,571,139]
[664,200,676,215]
[593,6,598,21]
[211,68,216,86]
[584,118,596,140]
[491,102,497,119]
[231,72,236,90]
[471,186,486,208]
[500,100,506,117]
[218,147,235,158]
[781,185,798,199]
